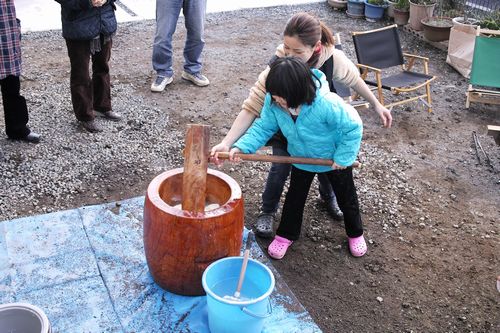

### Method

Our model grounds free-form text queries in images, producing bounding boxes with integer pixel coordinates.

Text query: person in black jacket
[55,0,122,133]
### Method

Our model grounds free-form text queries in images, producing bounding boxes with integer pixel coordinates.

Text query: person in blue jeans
[151,0,209,92]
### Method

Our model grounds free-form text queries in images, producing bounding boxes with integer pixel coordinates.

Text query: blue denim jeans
[152,0,206,77]
[260,136,335,214]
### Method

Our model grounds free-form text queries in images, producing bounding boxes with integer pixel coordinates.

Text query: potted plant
[328,0,348,11]
[421,17,453,41]
[409,0,436,31]
[347,0,365,18]
[393,0,410,26]
[421,0,453,41]
[364,0,388,22]
[387,0,397,19]
[447,10,500,78]
[480,10,500,30]
[451,4,479,28]
[446,7,478,78]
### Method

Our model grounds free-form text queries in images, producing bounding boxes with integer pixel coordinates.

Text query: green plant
[480,10,500,30]
[394,0,409,10]
[367,0,386,5]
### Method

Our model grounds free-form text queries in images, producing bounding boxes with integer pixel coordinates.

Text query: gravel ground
[0,78,182,218]
[1,3,499,332]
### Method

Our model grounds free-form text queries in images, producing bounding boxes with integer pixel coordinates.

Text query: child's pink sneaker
[268,236,293,259]
[348,235,367,257]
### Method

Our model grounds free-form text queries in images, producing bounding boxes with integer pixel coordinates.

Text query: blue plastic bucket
[202,256,275,333]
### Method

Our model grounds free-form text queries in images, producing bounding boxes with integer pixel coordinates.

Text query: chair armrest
[403,53,429,62]
[356,63,381,73]
[403,53,430,73]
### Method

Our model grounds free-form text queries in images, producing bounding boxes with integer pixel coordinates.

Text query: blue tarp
[0,197,321,332]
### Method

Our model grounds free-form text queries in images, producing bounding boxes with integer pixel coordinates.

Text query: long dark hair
[283,12,335,67]
[266,57,319,109]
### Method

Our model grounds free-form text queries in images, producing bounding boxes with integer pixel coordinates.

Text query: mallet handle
[214,152,361,168]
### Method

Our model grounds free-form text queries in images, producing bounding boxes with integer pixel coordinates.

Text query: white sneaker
[151,75,173,92]
[181,71,210,87]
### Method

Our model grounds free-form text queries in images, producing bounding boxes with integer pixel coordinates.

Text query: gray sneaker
[81,120,103,133]
[97,110,122,121]
[325,197,344,221]
[181,71,210,87]
[151,74,173,92]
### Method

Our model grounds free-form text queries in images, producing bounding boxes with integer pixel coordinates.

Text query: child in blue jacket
[231,57,366,259]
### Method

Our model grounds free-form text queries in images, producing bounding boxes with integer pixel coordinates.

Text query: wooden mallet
[182,124,361,213]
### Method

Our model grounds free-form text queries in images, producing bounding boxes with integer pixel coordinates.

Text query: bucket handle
[241,298,273,319]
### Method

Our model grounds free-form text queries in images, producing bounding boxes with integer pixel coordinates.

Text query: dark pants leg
[318,173,335,201]
[276,166,315,240]
[1,75,30,139]
[260,139,338,213]
[92,39,112,113]
[277,167,363,240]
[326,168,363,237]
[65,38,112,121]
[260,142,291,214]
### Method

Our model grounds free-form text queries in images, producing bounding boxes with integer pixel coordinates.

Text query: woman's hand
[374,104,392,128]
[332,161,347,170]
[210,142,231,166]
[353,78,393,128]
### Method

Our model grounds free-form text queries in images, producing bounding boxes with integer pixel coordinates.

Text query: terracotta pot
[143,168,244,295]
[387,0,396,18]
[394,8,410,26]
[409,1,436,31]
[421,17,453,41]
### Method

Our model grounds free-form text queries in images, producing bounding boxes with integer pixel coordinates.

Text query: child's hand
[331,162,347,170]
[228,148,242,162]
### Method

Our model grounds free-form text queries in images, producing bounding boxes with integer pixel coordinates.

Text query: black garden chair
[351,24,436,112]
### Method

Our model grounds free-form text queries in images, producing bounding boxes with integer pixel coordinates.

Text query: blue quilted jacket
[55,0,117,40]
[234,69,363,173]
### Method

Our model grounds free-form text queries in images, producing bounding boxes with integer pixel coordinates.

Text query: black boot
[255,213,275,238]
[325,197,344,221]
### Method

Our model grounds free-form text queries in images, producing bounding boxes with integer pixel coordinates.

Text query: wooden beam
[182,124,210,213]
[487,125,500,145]
[468,92,500,106]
